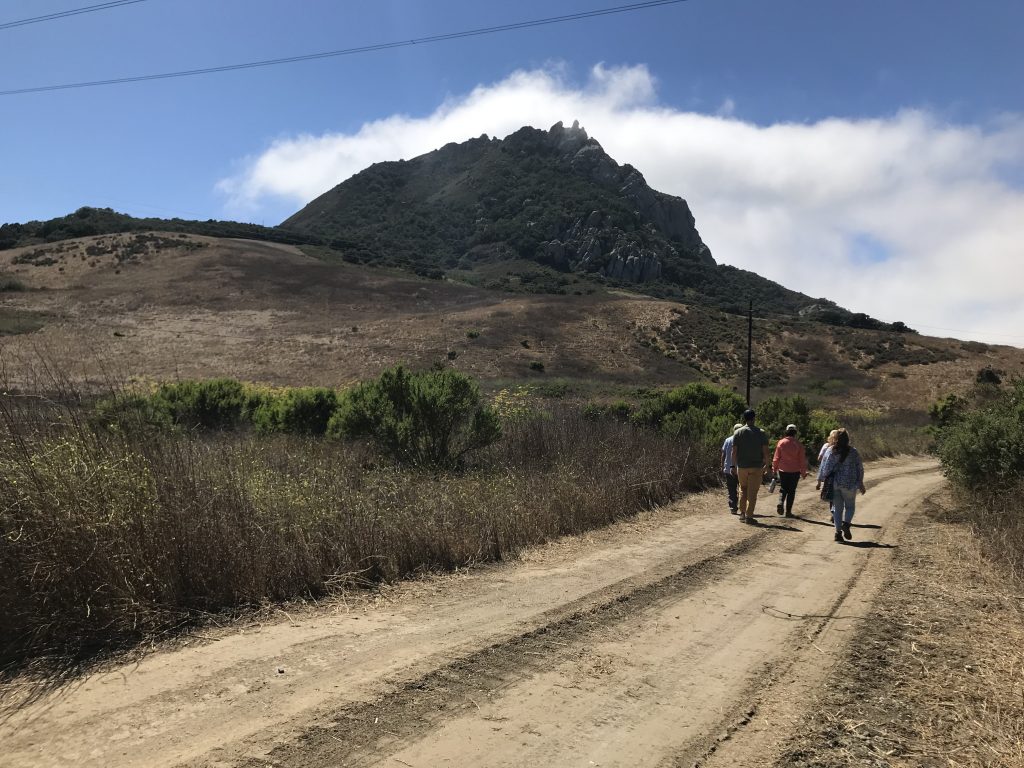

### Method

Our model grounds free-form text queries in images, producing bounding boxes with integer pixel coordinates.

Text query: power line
[0,0,689,97]
[0,0,149,31]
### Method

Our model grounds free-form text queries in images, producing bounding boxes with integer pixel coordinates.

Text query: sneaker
[784,511,794,518]
[834,530,843,542]
[776,503,784,516]
[842,522,852,540]
[746,516,758,525]
[730,508,738,515]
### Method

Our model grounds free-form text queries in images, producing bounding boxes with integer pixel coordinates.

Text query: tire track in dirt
[338,467,941,768]
[222,464,943,768]
[219,536,771,768]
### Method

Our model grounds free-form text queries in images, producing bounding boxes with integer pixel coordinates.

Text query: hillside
[2,123,880,326]
[1,233,1020,412]
[0,207,319,251]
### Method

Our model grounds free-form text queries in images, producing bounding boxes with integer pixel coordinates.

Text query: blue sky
[1,0,1023,343]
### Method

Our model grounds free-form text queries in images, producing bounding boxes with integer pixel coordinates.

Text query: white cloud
[217,64,1024,347]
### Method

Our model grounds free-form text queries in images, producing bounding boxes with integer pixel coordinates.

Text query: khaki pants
[737,467,764,519]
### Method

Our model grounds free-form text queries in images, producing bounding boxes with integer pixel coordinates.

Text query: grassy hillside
[1,233,1019,413]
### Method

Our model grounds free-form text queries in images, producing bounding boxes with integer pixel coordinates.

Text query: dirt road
[1,458,943,768]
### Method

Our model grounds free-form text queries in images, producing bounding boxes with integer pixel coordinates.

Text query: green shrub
[582,400,632,422]
[755,395,840,461]
[632,382,745,445]
[976,366,1003,385]
[92,392,174,433]
[935,381,1024,491]
[661,408,738,448]
[533,380,571,398]
[808,409,842,452]
[929,393,968,430]
[755,394,811,442]
[327,365,501,468]
[251,387,339,436]
[151,378,248,429]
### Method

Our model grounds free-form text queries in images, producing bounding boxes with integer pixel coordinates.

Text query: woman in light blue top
[816,429,866,542]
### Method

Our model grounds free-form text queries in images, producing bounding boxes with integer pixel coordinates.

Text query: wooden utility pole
[746,299,753,406]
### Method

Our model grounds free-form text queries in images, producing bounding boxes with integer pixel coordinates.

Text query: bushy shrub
[755,395,810,439]
[755,395,840,461]
[151,378,248,429]
[808,409,842,453]
[633,382,745,445]
[92,392,174,433]
[976,366,1003,385]
[582,400,632,422]
[935,381,1024,491]
[327,365,501,468]
[251,387,339,436]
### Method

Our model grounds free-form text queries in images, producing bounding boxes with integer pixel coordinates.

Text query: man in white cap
[720,422,745,513]
[772,423,808,517]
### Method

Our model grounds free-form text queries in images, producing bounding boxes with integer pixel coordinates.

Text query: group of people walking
[720,409,866,542]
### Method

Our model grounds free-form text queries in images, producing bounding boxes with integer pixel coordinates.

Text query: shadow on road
[756,522,802,532]
[790,515,883,532]
[789,515,831,528]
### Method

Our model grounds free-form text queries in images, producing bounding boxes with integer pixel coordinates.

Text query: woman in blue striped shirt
[816,429,867,542]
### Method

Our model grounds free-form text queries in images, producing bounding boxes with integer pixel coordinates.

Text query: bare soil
[2,457,972,768]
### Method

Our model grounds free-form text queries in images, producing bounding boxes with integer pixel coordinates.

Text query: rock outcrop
[527,121,714,280]
[283,119,716,287]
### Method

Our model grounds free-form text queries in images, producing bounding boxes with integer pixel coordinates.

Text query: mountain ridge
[3,122,892,328]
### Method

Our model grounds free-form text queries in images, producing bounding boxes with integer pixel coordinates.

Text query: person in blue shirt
[720,423,744,514]
[816,429,867,542]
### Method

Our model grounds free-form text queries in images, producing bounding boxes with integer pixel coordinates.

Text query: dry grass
[780,490,1024,767]
[0,378,713,676]
[939,484,1024,587]
[3,233,1023,405]
[839,408,934,461]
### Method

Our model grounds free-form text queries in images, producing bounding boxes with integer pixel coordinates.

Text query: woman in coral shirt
[772,424,808,517]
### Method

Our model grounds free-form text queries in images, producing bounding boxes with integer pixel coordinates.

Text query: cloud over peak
[217,63,1024,346]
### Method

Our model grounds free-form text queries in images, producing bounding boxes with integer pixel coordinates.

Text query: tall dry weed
[0,390,710,668]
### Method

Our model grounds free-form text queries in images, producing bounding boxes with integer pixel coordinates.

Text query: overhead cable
[0,0,689,96]
[0,0,149,31]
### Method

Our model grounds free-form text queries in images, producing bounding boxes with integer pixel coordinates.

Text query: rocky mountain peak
[282,122,717,288]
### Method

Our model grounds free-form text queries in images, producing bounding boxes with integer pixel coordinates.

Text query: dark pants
[777,471,800,514]
[723,471,738,511]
